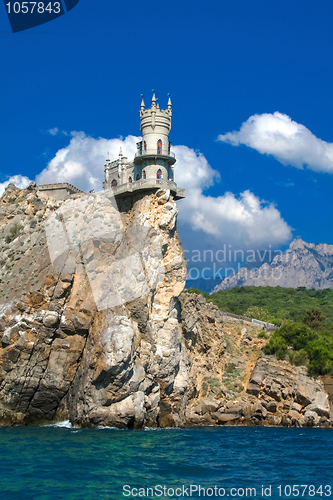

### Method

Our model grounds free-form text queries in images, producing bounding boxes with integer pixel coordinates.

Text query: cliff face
[213,239,333,292]
[0,184,331,428]
[0,183,187,427]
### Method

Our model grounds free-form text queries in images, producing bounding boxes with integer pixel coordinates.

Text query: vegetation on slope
[187,286,333,375]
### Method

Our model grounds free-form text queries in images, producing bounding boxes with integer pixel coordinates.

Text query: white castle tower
[103,92,185,201]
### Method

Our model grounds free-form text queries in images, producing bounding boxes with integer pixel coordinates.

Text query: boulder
[251,402,267,419]
[265,401,278,413]
[43,311,59,328]
[303,402,330,418]
[300,410,320,427]
[214,412,240,423]
[201,398,221,414]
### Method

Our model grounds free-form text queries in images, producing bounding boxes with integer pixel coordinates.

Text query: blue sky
[1,0,333,269]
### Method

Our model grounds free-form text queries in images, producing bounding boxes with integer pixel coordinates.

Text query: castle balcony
[110,178,185,200]
[134,149,176,165]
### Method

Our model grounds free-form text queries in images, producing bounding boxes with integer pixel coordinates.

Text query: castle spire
[106,151,110,163]
[167,93,172,109]
[140,94,145,110]
[151,89,156,107]
[119,147,123,158]
[151,89,156,129]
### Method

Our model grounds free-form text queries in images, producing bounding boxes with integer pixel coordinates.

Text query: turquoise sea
[0,425,332,500]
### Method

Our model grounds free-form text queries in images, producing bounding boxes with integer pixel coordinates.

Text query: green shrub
[269,317,284,327]
[277,322,317,351]
[264,321,333,375]
[206,377,221,388]
[306,338,333,375]
[263,334,288,359]
[5,223,23,243]
[258,331,268,339]
[186,288,209,299]
[289,349,309,367]
[244,306,270,322]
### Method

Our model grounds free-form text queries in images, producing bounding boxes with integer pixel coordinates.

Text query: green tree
[306,338,333,375]
[303,308,326,330]
[277,322,317,351]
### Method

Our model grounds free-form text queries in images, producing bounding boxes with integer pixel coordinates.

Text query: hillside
[213,239,333,292]
[208,286,333,326]
[189,285,333,375]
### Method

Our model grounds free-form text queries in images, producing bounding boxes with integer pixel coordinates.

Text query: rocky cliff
[213,239,333,292]
[0,184,331,428]
[181,293,331,428]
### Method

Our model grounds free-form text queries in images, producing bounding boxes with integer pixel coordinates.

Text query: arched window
[142,170,146,180]
[129,176,132,184]
[111,179,117,188]
[156,169,162,183]
[143,141,147,153]
[136,173,140,181]
[157,139,162,154]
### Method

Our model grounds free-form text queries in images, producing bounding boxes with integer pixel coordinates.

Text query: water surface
[0,425,331,499]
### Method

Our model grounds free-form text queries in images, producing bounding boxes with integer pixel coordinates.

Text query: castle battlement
[37,182,84,201]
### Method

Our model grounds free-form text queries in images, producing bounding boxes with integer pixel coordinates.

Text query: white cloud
[218,112,333,174]
[3,132,292,253]
[48,127,59,136]
[0,175,32,198]
[36,132,140,192]
[174,145,292,250]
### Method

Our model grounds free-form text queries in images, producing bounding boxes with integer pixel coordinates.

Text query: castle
[103,93,185,201]
[34,93,184,203]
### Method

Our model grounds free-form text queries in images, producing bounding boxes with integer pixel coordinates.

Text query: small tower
[103,92,185,201]
[135,91,176,184]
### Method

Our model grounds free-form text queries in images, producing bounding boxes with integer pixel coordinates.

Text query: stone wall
[37,183,84,201]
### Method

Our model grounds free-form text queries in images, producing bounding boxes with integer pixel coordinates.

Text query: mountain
[213,239,333,292]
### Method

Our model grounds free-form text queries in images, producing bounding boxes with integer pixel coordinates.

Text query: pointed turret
[167,93,172,109]
[151,90,156,107]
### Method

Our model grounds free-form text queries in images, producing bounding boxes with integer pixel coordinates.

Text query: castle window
[143,141,147,153]
[156,169,162,183]
[157,139,162,155]
[129,176,132,184]
[142,170,146,180]
[136,173,140,181]
[111,179,117,188]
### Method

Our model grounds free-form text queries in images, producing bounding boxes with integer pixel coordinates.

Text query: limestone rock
[43,311,59,327]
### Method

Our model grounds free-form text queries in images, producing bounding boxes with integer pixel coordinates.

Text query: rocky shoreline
[0,184,331,429]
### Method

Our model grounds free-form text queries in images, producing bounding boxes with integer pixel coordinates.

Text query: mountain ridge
[213,238,333,293]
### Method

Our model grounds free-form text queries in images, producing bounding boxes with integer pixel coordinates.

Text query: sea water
[0,425,331,500]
